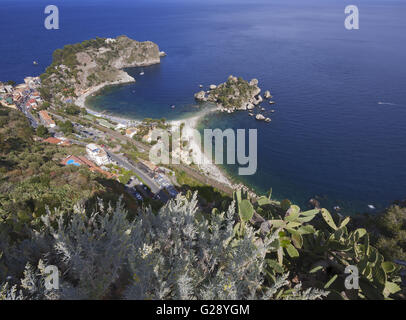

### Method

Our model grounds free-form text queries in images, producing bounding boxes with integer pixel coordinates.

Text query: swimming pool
[66,159,81,166]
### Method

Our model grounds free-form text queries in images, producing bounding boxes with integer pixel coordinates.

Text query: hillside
[0,106,139,229]
[40,36,161,106]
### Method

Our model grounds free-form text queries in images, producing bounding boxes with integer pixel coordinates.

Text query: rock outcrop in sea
[264,90,272,99]
[194,75,263,113]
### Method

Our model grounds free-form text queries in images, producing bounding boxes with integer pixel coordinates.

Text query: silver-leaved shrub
[0,193,327,300]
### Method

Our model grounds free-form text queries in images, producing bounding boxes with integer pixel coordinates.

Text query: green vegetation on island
[39,36,161,108]
[195,75,263,112]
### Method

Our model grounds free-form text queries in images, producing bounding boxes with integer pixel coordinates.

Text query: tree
[36,125,49,138]
[65,104,81,115]
[41,102,50,110]
[39,87,51,101]
[374,202,406,261]
[57,120,73,134]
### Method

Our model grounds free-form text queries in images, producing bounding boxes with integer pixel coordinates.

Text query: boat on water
[33,61,38,65]
[139,71,145,75]
[171,105,176,109]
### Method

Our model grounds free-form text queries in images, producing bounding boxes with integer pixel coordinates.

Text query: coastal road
[18,95,39,128]
[107,150,169,202]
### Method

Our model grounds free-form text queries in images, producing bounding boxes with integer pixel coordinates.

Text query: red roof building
[44,137,62,144]
[44,137,71,146]
[39,110,56,128]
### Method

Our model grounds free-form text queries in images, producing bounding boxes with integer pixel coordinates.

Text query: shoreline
[75,81,234,188]
[170,107,234,188]
[75,76,141,126]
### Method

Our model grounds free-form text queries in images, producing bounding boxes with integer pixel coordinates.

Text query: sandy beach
[75,76,141,126]
[169,109,233,187]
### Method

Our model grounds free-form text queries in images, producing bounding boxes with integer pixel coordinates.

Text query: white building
[86,143,110,166]
[4,85,13,94]
[105,38,116,44]
[125,127,139,138]
[24,76,41,89]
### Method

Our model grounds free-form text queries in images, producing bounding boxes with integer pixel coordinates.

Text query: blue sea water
[1,0,406,213]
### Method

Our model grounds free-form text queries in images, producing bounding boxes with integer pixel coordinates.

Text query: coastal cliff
[39,36,161,106]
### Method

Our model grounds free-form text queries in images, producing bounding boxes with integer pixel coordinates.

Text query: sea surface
[1,0,406,213]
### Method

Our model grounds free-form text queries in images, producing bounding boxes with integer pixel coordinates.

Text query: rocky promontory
[194,75,263,113]
[40,36,162,105]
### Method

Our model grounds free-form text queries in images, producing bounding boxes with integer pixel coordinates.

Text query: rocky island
[195,75,273,122]
[39,36,162,107]
[195,75,262,113]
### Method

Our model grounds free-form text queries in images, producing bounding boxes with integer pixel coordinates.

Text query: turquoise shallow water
[1,0,406,213]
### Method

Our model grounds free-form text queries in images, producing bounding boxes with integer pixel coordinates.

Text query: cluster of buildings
[0,77,42,110]
[2,75,179,202]
[0,83,17,109]
[24,91,42,110]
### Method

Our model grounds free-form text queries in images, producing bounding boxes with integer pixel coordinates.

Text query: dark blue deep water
[1,0,406,213]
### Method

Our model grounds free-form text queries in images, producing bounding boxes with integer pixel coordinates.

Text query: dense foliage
[374,201,406,261]
[0,194,328,300]
[209,76,258,109]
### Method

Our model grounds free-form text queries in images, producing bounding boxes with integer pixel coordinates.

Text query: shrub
[36,125,49,138]
[0,194,327,300]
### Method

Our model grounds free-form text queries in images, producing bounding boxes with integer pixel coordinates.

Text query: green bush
[36,125,49,138]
